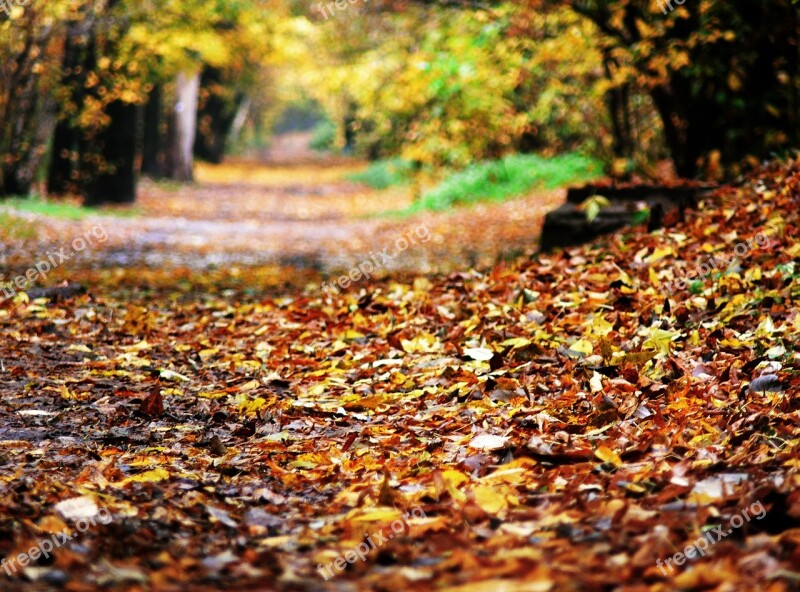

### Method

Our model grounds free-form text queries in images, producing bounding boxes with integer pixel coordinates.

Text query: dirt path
[2,135,566,278]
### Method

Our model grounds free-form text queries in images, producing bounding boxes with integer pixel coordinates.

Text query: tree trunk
[0,21,56,197]
[165,71,200,181]
[228,97,251,147]
[141,83,164,177]
[602,51,634,163]
[83,100,138,206]
[48,119,82,196]
[193,67,244,164]
[48,22,94,196]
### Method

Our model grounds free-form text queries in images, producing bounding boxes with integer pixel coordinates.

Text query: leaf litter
[0,160,799,590]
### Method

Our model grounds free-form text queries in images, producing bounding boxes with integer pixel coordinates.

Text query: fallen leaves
[1,159,800,589]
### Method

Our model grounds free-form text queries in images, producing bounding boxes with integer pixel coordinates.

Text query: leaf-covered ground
[1,157,799,591]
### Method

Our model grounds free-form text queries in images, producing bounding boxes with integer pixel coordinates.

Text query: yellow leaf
[115,468,170,487]
[67,344,93,353]
[589,315,614,337]
[500,337,533,349]
[341,329,365,341]
[37,515,70,535]
[237,379,260,392]
[198,348,219,360]
[473,485,508,515]
[198,390,229,399]
[121,339,151,352]
[595,446,622,467]
[401,333,440,353]
[238,396,267,416]
[350,508,404,522]
[786,243,800,257]
[570,339,594,356]
[60,385,76,400]
[643,327,677,356]
[644,246,675,264]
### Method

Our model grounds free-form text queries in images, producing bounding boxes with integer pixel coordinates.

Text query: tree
[165,71,201,181]
[389,0,799,178]
[141,83,165,177]
[2,0,278,203]
[50,0,144,204]
[563,0,800,177]
[194,66,246,164]
[0,2,62,197]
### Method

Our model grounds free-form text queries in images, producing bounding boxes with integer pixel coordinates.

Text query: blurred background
[0,0,798,274]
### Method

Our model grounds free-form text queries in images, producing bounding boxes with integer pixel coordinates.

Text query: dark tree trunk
[572,0,800,180]
[193,67,243,164]
[343,102,358,155]
[649,84,695,177]
[0,19,55,197]
[47,22,94,196]
[84,100,138,206]
[602,51,634,164]
[48,119,82,195]
[141,83,164,177]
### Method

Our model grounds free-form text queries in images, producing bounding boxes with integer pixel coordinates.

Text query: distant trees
[293,4,613,169]
[1,0,797,203]
[0,0,276,204]
[362,0,800,179]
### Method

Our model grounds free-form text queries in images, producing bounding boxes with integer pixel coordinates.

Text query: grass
[347,158,415,190]
[401,152,602,214]
[1,196,139,219]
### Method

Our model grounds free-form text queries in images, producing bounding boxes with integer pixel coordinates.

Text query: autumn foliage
[1,155,799,588]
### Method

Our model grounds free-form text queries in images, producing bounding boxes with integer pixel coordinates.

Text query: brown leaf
[139,390,164,417]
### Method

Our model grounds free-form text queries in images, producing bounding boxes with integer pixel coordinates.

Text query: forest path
[4,134,565,277]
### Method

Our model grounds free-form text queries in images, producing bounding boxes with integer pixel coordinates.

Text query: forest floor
[1,132,563,276]
[0,147,799,591]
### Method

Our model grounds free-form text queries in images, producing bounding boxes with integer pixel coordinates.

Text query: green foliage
[403,153,602,214]
[689,280,705,295]
[3,197,138,219]
[580,195,612,223]
[348,158,415,190]
[309,119,337,152]
[287,5,613,170]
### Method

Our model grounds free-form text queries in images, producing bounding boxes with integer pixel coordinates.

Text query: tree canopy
[0,0,798,202]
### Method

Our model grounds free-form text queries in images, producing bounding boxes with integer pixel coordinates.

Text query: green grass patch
[348,158,415,190]
[2,196,139,219]
[401,152,602,214]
